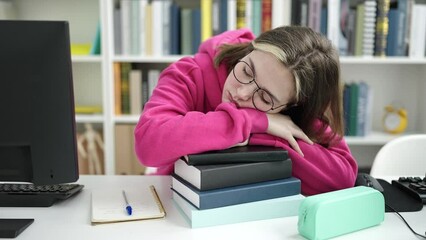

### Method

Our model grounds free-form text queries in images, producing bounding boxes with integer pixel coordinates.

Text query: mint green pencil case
[298,186,384,240]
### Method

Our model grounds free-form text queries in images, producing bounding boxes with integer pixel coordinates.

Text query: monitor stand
[0,218,34,238]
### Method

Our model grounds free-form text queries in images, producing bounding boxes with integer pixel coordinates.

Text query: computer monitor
[0,20,79,185]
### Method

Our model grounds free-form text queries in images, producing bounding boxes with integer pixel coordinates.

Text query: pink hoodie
[134,28,358,195]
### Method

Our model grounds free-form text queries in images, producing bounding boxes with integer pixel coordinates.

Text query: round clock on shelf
[382,105,408,134]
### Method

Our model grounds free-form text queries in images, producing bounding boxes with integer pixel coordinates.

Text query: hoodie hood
[197,28,256,60]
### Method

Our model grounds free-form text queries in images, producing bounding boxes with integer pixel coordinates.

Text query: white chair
[370,134,426,177]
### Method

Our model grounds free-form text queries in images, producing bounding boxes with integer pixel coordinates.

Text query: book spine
[175,159,292,190]
[172,175,301,209]
[172,191,304,228]
[185,147,289,165]
[201,0,213,41]
[261,0,272,32]
[236,0,246,29]
[120,62,131,114]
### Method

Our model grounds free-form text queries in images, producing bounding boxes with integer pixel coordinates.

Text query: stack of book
[171,145,305,228]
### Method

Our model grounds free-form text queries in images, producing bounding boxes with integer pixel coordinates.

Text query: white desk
[1,175,425,240]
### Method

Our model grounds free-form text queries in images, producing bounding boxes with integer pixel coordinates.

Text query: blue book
[172,174,301,210]
[170,2,181,55]
[386,8,398,56]
[348,83,359,136]
[396,0,409,56]
[191,8,201,54]
[173,191,305,228]
[219,0,228,34]
[343,84,350,136]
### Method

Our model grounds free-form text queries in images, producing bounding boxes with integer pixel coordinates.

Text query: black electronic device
[0,218,34,238]
[392,176,426,204]
[355,172,384,193]
[0,20,83,207]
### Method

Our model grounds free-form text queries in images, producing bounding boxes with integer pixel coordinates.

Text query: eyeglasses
[232,60,288,112]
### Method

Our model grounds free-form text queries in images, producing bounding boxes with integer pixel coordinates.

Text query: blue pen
[122,190,132,215]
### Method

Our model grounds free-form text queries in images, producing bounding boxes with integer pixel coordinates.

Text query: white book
[148,69,160,98]
[162,0,171,56]
[129,69,142,115]
[327,0,340,50]
[151,0,163,56]
[409,4,426,58]
[212,0,220,35]
[227,0,237,30]
[272,0,291,28]
[138,0,148,55]
[130,0,140,55]
[245,0,253,30]
[120,0,131,55]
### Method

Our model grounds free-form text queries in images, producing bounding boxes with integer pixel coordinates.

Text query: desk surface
[1,175,424,240]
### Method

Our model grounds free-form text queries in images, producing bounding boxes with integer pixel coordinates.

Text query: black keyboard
[392,176,426,204]
[0,183,84,207]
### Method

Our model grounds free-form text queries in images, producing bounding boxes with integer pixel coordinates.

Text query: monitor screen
[0,20,79,185]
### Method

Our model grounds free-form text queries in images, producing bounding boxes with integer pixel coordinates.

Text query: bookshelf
[3,0,426,174]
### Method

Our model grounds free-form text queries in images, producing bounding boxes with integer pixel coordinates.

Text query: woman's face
[222,50,296,113]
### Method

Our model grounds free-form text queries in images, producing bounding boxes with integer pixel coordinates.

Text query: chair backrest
[370,134,426,177]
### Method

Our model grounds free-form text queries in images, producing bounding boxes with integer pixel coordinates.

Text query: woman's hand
[266,113,313,156]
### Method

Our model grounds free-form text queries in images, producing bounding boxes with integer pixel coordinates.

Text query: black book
[173,158,292,191]
[181,145,288,166]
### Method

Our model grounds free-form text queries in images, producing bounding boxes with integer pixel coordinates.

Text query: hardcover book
[182,145,288,165]
[173,191,304,228]
[172,175,301,210]
[174,158,292,191]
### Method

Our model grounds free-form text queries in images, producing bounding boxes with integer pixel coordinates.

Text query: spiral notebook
[91,185,166,224]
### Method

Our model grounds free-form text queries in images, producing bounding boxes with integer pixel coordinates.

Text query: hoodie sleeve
[249,132,358,196]
[134,57,268,169]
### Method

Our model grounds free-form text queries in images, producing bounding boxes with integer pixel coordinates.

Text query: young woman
[134,26,358,195]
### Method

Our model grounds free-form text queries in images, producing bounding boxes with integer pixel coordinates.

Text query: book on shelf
[129,69,143,115]
[120,62,131,114]
[201,0,213,41]
[374,0,391,57]
[261,0,272,32]
[182,145,289,165]
[343,81,373,137]
[91,185,165,224]
[408,3,426,58]
[174,157,292,191]
[180,8,193,55]
[113,62,122,115]
[251,0,262,36]
[172,174,301,210]
[192,8,202,54]
[172,191,304,228]
[236,0,246,29]
[152,0,163,56]
[90,22,101,55]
